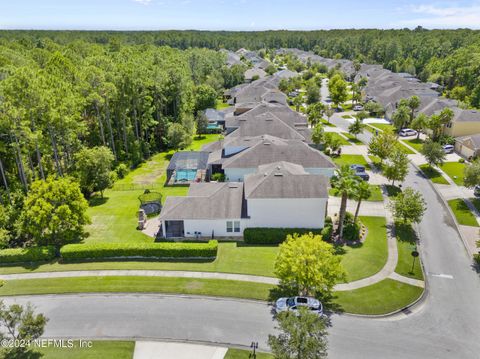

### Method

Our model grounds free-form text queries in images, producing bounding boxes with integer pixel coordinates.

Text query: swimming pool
[175,169,197,182]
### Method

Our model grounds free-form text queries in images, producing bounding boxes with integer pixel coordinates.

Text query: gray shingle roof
[244,161,329,199]
[456,134,480,149]
[159,182,244,220]
[222,136,335,169]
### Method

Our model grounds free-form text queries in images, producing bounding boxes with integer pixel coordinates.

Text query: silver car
[443,144,454,154]
[275,296,323,315]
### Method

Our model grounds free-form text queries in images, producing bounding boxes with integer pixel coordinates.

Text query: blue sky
[1,0,479,30]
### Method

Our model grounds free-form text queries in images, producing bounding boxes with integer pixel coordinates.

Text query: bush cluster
[244,228,323,245]
[321,216,333,241]
[60,240,218,261]
[0,246,56,263]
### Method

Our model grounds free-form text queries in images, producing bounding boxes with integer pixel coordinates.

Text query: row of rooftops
[276,48,480,124]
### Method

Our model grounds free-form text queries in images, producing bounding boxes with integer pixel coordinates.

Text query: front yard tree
[392,104,410,130]
[0,300,48,358]
[307,103,325,127]
[353,180,371,221]
[331,166,359,238]
[411,113,428,139]
[293,95,303,112]
[323,133,342,155]
[389,187,427,224]
[427,108,454,140]
[275,233,345,296]
[306,81,320,104]
[325,106,335,123]
[384,148,409,185]
[17,177,90,248]
[268,308,329,359]
[348,118,365,139]
[406,95,421,123]
[464,160,480,188]
[421,140,446,168]
[74,146,115,198]
[328,74,348,109]
[311,124,325,147]
[368,129,397,164]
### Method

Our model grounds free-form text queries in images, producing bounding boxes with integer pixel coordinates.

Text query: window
[234,221,240,233]
[226,221,233,233]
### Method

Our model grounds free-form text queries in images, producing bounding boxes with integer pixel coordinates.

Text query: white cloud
[395,2,480,28]
[133,0,153,5]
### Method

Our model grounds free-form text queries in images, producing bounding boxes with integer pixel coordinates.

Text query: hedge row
[244,228,323,245]
[0,246,56,264]
[60,240,218,261]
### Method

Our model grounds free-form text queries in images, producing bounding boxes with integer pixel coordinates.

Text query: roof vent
[228,183,239,188]
[276,166,281,170]
[274,172,283,177]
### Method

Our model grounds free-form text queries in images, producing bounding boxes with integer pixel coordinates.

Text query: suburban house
[205,135,335,182]
[166,151,210,185]
[158,161,329,238]
[443,108,480,137]
[455,134,480,159]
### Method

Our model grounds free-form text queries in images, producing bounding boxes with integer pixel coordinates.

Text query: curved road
[3,118,480,358]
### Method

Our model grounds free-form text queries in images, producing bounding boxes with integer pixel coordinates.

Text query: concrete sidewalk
[133,341,228,359]
[328,197,386,217]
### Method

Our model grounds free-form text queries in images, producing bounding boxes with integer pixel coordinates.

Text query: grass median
[448,198,479,227]
[394,222,424,280]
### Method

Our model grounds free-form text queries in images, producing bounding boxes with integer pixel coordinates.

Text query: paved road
[2,116,480,358]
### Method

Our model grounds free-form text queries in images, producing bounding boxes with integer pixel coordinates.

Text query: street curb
[413,162,474,258]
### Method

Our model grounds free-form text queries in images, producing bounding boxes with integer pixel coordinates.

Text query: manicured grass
[418,164,449,184]
[343,133,364,145]
[333,154,370,169]
[368,123,394,132]
[216,99,230,109]
[0,276,275,301]
[34,341,135,359]
[440,162,466,186]
[342,115,353,119]
[397,142,415,154]
[330,185,383,202]
[320,119,335,127]
[0,242,279,277]
[402,138,423,152]
[0,276,423,315]
[225,348,273,359]
[469,198,480,213]
[333,279,423,315]
[86,135,220,244]
[447,199,479,227]
[394,222,424,280]
[326,132,350,145]
[340,217,388,282]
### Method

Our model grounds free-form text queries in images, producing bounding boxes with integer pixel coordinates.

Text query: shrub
[0,246,56,263]
[60,240,218,261]
[459,158,465,163]
[474,253,480,266]
[211,173,225,182]
[321,224,333,242]
[244,228,322,245]
[343,221,361,241]
[116,163,129,179]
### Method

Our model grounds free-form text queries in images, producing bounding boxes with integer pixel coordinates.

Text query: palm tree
[353,181,371,221]
[331,166,359,239]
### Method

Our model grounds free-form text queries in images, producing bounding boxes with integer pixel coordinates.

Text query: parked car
[275,296,323,315]
[353,104,364,111]
[350,164,370,181]
[443,144,454,154]
[398,128,417,137]
[474,185,480,197]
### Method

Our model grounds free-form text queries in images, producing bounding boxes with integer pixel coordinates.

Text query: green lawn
[394,222,424,280]
[447,199,479,227]
[225,349,273,359]
[440,162,466,186]
[340,217,388,282]
[216,99,230,109]
[385,185,401,197]
[333,154,370,169]
[0,242,279,277]
[0,276,423,315]
[402,138,423,152]
[418,164,449,184]
[368,123,394,132]
[469,198,480,213]
[330,185,383,202]
[343,133,364,145]
[326,132,350,146]
[0,276,275,301]
[334,279,423,315]
[34,341,134,359]
[86,135,220,244]
[397,142,416,155]
[320,119,335,127]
